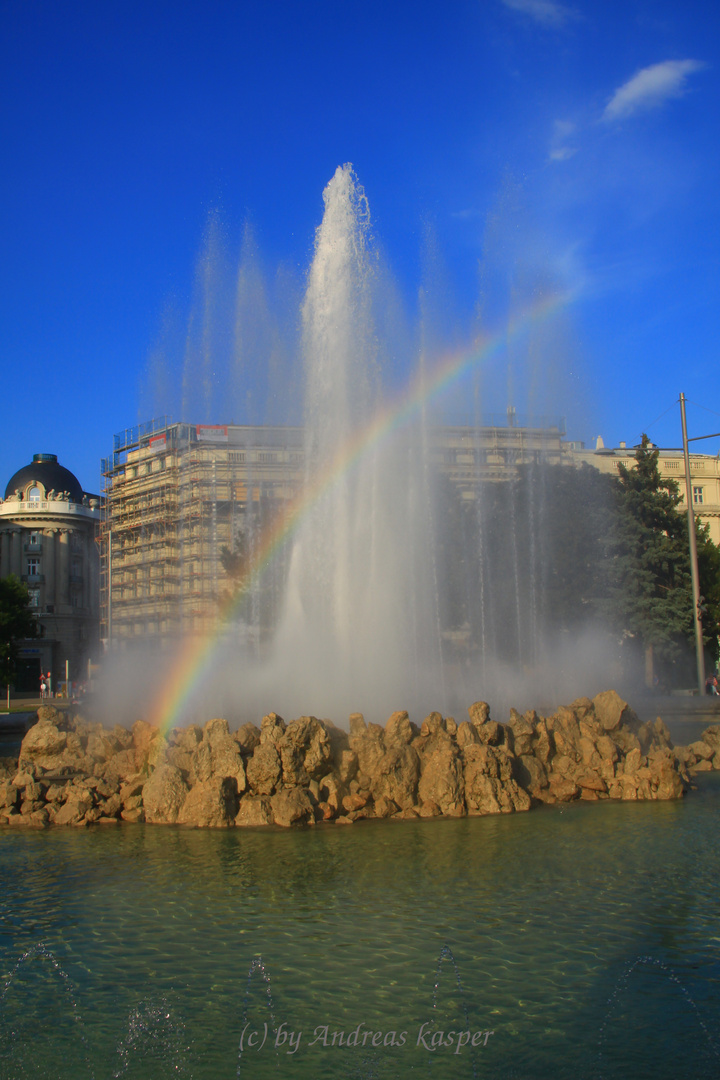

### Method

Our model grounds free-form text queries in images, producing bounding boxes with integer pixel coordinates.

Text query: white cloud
[501,0,577,27]
[549,120,578,162]
[549,146,577,161]
[602,60,706,122]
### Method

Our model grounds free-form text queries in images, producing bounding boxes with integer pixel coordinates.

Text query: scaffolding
[99,417,568,645]
[100,421,305,644]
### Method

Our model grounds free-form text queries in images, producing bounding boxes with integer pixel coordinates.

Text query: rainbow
[149,288,574,733]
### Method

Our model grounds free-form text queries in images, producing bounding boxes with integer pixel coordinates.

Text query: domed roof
[4,454,85,503]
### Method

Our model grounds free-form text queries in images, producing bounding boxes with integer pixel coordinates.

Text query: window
[26,558,40,576]
[27,486,41,503]
[28,589,39,608]
[693,486,704,505]
[29,531,41,546]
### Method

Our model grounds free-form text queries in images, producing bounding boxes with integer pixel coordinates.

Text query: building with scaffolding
[99,415,570,646]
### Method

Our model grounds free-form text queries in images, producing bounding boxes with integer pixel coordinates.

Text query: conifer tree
[606,434,719,678]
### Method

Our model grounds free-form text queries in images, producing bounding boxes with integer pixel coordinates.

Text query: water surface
[2,777,720,1079]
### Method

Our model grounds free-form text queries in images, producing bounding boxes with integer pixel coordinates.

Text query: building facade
[100,415,569,644]
[570,440,720,546]
[100,418,720,648]
[0,453,101,691]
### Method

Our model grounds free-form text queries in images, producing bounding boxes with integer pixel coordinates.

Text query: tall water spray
[265,165,443,720]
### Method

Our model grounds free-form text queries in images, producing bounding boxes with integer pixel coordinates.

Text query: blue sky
[1,0,718,493]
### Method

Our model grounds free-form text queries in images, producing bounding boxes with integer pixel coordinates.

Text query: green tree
[604,434,714,681]
[0,574,38,687]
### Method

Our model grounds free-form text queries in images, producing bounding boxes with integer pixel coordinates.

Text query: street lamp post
[679,393,720,695]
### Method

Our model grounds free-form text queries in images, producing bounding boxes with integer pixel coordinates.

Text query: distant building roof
[4,453,85,503]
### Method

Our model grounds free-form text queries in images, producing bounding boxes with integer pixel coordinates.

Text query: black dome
[4,454,85,503]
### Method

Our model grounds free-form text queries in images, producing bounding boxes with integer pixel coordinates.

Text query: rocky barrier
[1,689,719,829]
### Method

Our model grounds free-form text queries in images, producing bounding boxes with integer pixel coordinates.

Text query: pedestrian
[40,680,47,699]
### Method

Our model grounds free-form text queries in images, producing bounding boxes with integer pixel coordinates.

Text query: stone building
[570,439,720,546]
[99,416,568,644]
[0,453,101,692]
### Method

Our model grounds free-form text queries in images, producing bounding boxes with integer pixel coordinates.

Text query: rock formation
[0,690,708,829]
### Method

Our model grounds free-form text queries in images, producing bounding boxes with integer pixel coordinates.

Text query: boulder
[53,791,94,826]
[235,795,274,827]
[463,744,530,814]
[370,745,420,810]
[592,690,637,733]
[142,764,189,824]
[278,716,332,786]
[100,749,141,786]
[385,711,415,746]
[350,721,386,779]
[177,777,238,827]
[468,701,490,726]
[246,740,282,795]
[260,712,286,744]
[234,722,261,757]
[190,718,247,792]
[417,743,465,817]
[270,787,314,827]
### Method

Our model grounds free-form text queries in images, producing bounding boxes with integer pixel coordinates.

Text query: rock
[246,740,282,795]
[53,792,94,825]
[260,713,286,744]
[592,690,637,733]
[0,783,19,810]
[235,796,274,826]
[418,743,465,817]
[385,711,414,746]
[688,740,714,761]
[514,755,548,798]
[370,745,420,810]
[456,721,479,749]
[142,764,189,824]
[420,712,444,737]
[468,701,490,726]
[19,721,68,761]
[576,770,607,793]
[463,745,530,814]
[337,749,358,785]
[234,722,261,756]
[100,749,142,786]
[373,795,398,818]
[178,778,238,827]
[348,713,367,737]
[270,787,314,827]
[278,716,332,786]
[342,792,368,812]
[318,773,344,815]
[131,720,159,770]
[548,776,579,801]
[350,721,386,780]
[191,718,247,792]
[700,725,720,751]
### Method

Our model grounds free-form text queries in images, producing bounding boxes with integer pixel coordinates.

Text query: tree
[604,434,709,682]
[0,574,38,687]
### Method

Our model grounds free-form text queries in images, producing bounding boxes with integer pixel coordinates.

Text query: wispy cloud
[549,146,577,161]
[501,0,578,28]
[602,60,706,122]
[548,119,578,162]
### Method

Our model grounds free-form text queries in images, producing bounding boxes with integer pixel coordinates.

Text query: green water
[2,777,720,1080]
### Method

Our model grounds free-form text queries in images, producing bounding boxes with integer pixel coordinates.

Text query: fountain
[260,165,444,721]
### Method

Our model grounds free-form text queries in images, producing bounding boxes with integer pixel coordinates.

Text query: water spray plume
[148,165,576,733]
